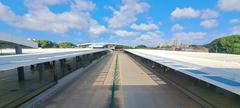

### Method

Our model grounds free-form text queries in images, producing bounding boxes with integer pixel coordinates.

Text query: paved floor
[118,52,201,108]
[43,52,202,108]
[43,54,115,108]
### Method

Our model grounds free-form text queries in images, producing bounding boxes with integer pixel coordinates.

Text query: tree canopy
[35,40,59,48]
[135,45,148,49]
[35,40,76,48]
[205,35,240,55]
[115,45,133,49]
[58,42,77,48]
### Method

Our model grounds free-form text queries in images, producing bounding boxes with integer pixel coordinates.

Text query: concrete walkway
[118,52,202,108]
[43,53,115,108]
[43,52,202,108]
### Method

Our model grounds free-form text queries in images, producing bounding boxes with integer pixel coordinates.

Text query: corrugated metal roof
[125,49,240,95]
[0,33,38,48]
[0,49,107,71]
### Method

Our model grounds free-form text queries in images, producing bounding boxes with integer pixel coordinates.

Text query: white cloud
[218,0,240,11]
[16,11,90,34]
[0,2,17,22]
[201,9,219,19]
[24,0,68,9]
[171,7,200,19]
[171,8,220,20]
[134,31,162,46]
[229,18,240,24]
[231,25,240,34]
[130,23,159,31]
[173,32,207,44]
[171,24,184,32]
[106,0,150,28]
[70,0,95,11]
[114,30,139,37]
[200,19,218,28]
[0,0,105,35]
[89,20,107,36]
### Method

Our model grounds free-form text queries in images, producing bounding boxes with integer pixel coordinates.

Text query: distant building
[78,43,117,50]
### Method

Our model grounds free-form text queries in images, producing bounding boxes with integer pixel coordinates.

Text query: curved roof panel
[125,49,240,95]
[0,33,38,48]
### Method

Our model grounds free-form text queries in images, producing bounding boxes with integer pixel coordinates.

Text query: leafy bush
[58,42,76,48]
[35,40,59,48]
[115,45,133,49]
[206,35,240,54]
[35,40,76,48]
[135,45,148,49]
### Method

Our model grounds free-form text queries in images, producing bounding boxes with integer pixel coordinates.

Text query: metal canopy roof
[78,42,127,47]
[0,33,38,48]
[0,49,107,71]
[125,49,240,95]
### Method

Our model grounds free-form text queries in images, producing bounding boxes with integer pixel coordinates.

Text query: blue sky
[0,0,239,46]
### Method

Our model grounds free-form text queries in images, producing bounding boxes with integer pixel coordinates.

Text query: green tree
[58,42,76,48]
[135,45,148,49]
[115,45,133,49]
[35,40,58,48]
[206,35,240,54]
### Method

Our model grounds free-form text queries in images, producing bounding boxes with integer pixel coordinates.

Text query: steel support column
[15,46,22,54]
[16,45,25,82]
[60,59,66,76]
[37,63,44,81]
[17,67,25,82]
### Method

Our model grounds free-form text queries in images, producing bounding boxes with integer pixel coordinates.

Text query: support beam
[37,63,44,81]
[16,46,24,82]
[78,56,83,68]
[15,46,22,54]
[17,67,25,82]
[60,59,66,76]
[50,61,57,82]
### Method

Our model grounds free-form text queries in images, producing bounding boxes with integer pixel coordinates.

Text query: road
[43,52,201,108]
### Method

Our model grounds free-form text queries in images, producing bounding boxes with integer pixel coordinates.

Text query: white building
[78,43,117,50]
